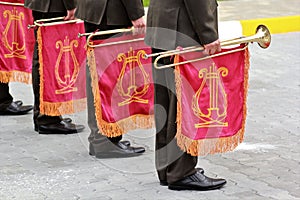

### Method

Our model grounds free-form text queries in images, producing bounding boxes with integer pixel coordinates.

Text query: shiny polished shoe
[89,140,130,156]
[160,168,204,186]
[114,141,145,153]
[14,100,23,106]
[38,121,85,134]
[90,142,145,158]
[34,118,73,132]
[168,171,226,191]
[116,140,130,146]
[89,140,131,156]
[0,101,33,115]
[62,117,72,123]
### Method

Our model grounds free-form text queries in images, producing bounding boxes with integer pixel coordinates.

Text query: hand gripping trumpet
[145,25,271,69]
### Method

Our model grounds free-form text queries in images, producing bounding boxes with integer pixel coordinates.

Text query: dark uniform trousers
[84,18,130,150]
[0,83,13,111]
[31,11,67,125]
[152,48,197,183]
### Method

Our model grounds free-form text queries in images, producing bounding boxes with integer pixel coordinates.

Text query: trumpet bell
[256,25,271,48]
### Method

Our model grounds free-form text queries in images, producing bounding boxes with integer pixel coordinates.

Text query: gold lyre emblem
[192,63,229,128]
[55,36,79,94]
[2,7,26,59]
[117,48,150,106]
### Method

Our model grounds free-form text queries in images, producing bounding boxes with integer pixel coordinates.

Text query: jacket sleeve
[62,0,76,10]
[183,0,219,45]
[120,0,145,21]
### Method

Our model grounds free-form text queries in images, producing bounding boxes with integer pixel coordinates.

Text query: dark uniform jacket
[75,0,144,26]
[24,0,76,12]
[145,0,219,50]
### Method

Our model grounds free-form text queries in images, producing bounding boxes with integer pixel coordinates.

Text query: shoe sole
[37,126,84,135]
[0,110,32,115]
[93,151,144,159]
[38,130,79,134]
[168,182,226,191]
[160,181,168,186]
[34,119,77,132]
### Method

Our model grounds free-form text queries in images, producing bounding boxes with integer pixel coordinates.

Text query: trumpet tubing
[151,24,271,69]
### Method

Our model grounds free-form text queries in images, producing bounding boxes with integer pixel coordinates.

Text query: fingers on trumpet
[203,39,222,55]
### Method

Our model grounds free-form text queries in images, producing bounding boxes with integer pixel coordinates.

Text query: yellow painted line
[240,15,300,36]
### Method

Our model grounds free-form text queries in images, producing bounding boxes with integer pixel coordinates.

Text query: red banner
[88,34,154,137]
[37,21,86,116]
[0,1,34,84]
[174,45,250,156]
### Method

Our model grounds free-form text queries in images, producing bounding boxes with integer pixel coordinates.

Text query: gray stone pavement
[0,0,300,199]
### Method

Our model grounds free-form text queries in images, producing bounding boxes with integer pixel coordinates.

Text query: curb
[240,15,300,36]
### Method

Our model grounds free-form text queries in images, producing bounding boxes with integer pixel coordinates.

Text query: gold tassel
[40,98,87,116]
[0,71,32,84]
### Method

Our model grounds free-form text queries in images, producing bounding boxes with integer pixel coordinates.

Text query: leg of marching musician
[152,48,198,185]
[26,9,85,135]
[145,0,226,190]
[83,19,145,158]
[0,83,33,115]
[86,62,145,158]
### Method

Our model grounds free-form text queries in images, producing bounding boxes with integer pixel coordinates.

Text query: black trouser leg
[0,82,13,111]
[31,11,66,125]
[84,22,126,147]
[152,48,197,184]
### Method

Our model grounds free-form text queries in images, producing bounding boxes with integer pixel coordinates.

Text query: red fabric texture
[38,21,86,115]
[89,34,154,136]
[0,2,34,83]
[176,45,248,141]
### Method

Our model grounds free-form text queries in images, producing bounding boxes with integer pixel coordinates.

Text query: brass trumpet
[149,24,271,69]
[81,28,144,48]
[27,17,82,29]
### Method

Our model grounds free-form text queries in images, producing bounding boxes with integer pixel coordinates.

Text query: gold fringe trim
[174,48,250,156]
[40,98,87,116]
[87,46,154,137]
[0,70,32,84]
[37,28,48,114]
[98,114,154,138]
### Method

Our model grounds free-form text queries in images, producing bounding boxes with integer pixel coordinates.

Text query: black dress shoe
[38,121,85,134]
[14,100,23,106]
[34,118,73,132]
[62,118,72,123]
[118,140,130,146]
[160,180,168,186]
[168,171,226,191]
[0,101,33,115]
[114,141,145,153]
[160,168,204,186]
[90,142,145,158]
[89,140,131,156]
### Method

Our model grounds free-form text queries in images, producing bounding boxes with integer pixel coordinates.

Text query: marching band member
[75,0,146,158]
[24,0,85,134]
[145,0,227,190]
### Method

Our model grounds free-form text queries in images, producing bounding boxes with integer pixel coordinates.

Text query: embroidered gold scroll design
[192,63,229,128]
[2,7,26,59]
[55,36,79,94]
[117,48,150,106]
